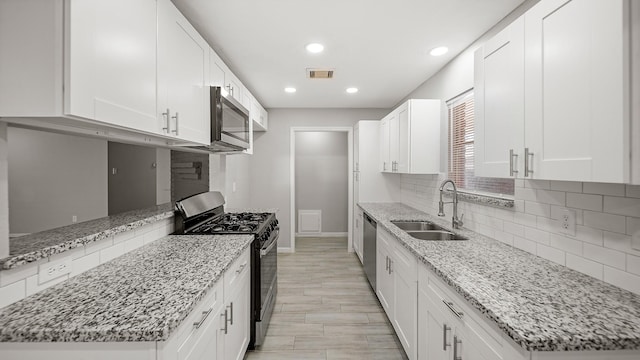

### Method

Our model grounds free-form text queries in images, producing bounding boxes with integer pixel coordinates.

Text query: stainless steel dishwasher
[363,213,377,291]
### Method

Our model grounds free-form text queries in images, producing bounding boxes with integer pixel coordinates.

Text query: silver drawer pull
[162,108,170,132]
[509,149,518,176]
[171,112,179,135]
[524,147,534,177]
[228,302,234,325]
[443,324,451,350]
[221,309,228,334]
[454,335,462,360]
[443,300,463,318]
[193,307,213,329]
[236,263,246,274]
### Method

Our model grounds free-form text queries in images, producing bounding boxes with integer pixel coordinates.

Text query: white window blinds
[448,90,514,196]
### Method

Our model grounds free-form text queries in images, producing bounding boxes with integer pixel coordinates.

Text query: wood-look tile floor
[246,237,408,360]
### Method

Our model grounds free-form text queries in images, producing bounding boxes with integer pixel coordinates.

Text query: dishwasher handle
[364,213,377,228]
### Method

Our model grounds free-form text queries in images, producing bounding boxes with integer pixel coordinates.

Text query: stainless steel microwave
[208,86,250,152]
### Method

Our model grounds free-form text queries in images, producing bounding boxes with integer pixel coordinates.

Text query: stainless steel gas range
[173,191,278,349]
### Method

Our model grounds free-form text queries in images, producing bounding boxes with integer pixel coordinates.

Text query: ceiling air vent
[307,68,334,79]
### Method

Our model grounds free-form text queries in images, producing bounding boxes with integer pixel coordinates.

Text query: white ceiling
[172,0,525,109]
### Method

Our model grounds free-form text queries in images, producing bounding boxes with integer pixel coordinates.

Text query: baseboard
[295,232,348,238]
[277,247,293,253]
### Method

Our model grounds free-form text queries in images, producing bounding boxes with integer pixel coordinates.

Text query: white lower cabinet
[376,227,418,359]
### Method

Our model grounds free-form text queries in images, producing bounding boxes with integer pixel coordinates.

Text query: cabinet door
[388,112,400,172]
[380,117,391,172]
[180,305,224,360]
[474,16,525,178]
[418,280,451,360]
[376,231,393,315]
[209,49,226,88]
[66,0,158,134]
[392,243,417,359]
[524,0,627,182]
[396,103,409,173]
[224,261,250,360]
[157,0,209,145]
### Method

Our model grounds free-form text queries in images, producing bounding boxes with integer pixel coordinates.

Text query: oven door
[255,228,278,346]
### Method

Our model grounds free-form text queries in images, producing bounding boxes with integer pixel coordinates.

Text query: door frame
[289,126,353,253]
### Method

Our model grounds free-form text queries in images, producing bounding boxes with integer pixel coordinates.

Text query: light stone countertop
[1,203,175,270]
[359,202,640,352]
[0,234,253,342]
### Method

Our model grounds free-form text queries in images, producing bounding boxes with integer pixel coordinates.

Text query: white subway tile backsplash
[603,196,640,217]
[514,236,537,253]
[583,211,626,233]
[536,243,565,265]
[525,226,550,245]
[604,266,640,294]
[566,193,603,212]
[627,254,640,276]
[535,190,565,206]
[99,243,125,264]
[525,201,551,218]
[70,252,100,277]
[85,236,114,254]
[0,281,25,308]
[114,230,136,244]
[49,246,85,262]
[0,261,39,287]
[549,234,583,256]
[575,226,604,246]
[400,174,640,296]
[582,244,626,270]
[25,273,68,297]
[524,179,551,190]
[566,254,603,280]
[504,221,525,237]
[123,236,144,252]
[550,180,582,193]
[583,182,626,197]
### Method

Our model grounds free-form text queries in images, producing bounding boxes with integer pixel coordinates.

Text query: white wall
[156,148,171,205]
[295,131,348,233]
[248,108,388,250]
[8,127,108,234]
[397,0,640,294]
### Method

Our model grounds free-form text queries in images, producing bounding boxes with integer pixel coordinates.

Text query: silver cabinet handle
[193,307,213,329]
[524,147,534,177]
[228,302,234,325]
[389,259,393,274]
[171,112,179,135]
[509,149,518,176]
[221,309,228,334]
[383,162,387,171]
[454,335,462,360]
[385,256,389,271]
[443,300,464,318]
[162,108,170,132]
[443,324,451,350]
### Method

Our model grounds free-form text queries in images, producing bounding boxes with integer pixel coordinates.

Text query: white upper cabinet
[524,0,630,183]
[474,16,525,178]
[0,0,158,134]
[157,0,210,145]
[475,0,637,183]
[380,99,441,174]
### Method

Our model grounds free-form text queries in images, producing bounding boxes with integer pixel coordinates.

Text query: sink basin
[391,221,448,232]
[406,231,468,241]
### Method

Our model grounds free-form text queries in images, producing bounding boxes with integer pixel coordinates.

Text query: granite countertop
[359,202,640,352]
[0,234,253,342]
[0,203,175,270]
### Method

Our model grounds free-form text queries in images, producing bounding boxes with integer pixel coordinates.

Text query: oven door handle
[260,230,279,258]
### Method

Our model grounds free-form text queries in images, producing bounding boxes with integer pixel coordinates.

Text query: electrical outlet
[38,257,72,284]
[559,209,576,236]
[72,215,77,223]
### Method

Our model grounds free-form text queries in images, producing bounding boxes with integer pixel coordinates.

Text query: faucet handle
[438,201,445,217]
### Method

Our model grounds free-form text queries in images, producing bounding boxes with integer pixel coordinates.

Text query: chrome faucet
[438,179,464,229]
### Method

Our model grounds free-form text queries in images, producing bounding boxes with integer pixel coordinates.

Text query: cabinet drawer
[176,280,223,360]
[419,264,503,358]
[224,247,251,298]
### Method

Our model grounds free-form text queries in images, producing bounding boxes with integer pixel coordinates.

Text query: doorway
[290,127,353,253]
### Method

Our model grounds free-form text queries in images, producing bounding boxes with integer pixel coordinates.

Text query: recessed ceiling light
[284,87,297,93]
[429,46,449,57]
[346,87,358,94]
[305,43,324,54]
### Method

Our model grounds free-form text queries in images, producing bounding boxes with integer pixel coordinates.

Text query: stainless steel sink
[391,221,448,232]
[406,230,468,241]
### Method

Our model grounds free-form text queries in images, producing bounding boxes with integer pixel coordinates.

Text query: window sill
[443,189,514,209]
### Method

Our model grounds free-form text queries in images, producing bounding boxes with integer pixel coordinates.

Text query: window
[448,90,514,197]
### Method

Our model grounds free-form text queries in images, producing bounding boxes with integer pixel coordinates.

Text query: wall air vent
[307,68,334,79]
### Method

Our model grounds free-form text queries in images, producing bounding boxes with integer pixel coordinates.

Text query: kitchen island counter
[0,234,253,342]
[359,202,640,352]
